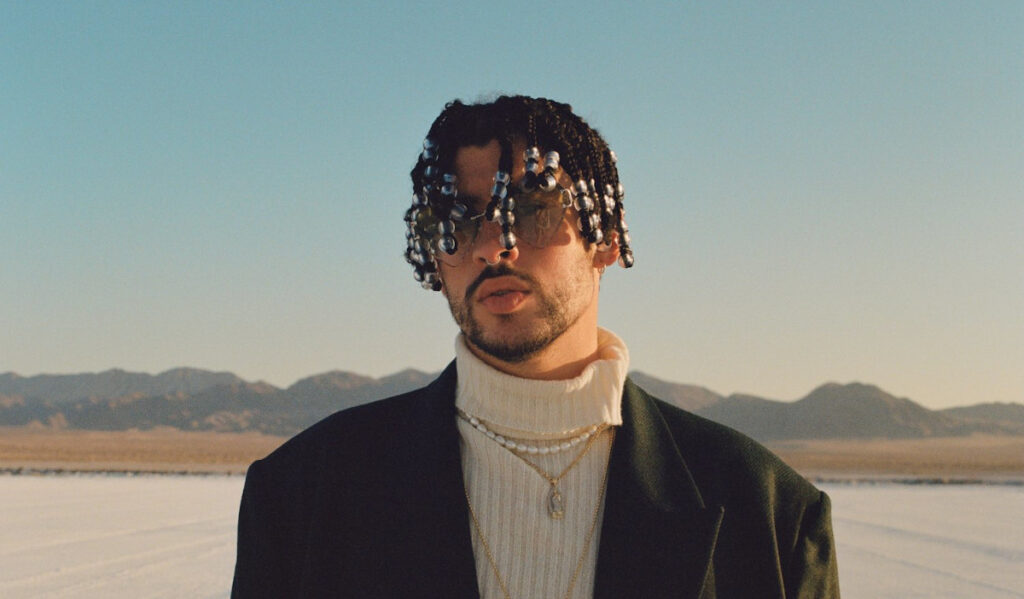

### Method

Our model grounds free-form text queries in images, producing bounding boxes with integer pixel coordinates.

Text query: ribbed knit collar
[454,328,628,439]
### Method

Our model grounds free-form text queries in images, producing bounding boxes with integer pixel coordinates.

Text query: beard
[446,262,592,364]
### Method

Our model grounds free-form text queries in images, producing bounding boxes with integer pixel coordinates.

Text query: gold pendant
[548,486,565,520]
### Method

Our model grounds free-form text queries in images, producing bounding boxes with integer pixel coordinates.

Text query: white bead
[455,409,606,455]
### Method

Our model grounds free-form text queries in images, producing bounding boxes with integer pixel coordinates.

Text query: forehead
[451,140,508,209]
[454,139,511,179]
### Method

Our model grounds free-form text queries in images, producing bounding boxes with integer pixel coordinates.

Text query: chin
[466,324,562,365]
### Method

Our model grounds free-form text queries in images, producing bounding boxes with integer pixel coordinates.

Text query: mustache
[465,264,536,303]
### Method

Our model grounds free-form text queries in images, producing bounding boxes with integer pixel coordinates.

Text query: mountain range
[2,368,1021,441]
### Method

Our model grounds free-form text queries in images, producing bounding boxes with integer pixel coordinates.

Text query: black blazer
[232,364,839,598]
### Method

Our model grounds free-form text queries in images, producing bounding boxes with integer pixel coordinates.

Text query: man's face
[438,140,617,368]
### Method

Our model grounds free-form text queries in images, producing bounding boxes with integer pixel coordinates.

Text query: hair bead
[574,194,594,212]
[438,235,458,254]
[618,249,634,268]
[499,230,516,250]
[485,202,501,222]
[421,139,438,161]
[421,272,441,290]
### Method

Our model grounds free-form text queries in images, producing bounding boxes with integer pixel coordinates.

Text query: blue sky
[2,1,1021,408]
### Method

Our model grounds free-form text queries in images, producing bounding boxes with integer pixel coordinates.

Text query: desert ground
[767,435,1024,481]
[1,427,1022,480]
[0,428,283,474]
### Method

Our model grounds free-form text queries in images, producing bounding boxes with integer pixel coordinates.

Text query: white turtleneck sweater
[455,328,629,599]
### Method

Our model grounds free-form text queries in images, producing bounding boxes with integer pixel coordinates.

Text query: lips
[475,277,530,301]
[474,276,531,314]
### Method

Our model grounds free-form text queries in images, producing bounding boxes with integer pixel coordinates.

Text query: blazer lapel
[392,362,480,597]
[594,379,724,599]
[305,362,481,598]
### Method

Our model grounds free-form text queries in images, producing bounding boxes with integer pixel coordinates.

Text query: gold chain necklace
[507,423,608,520]
[463,428,615,599]
[460,412,609,519]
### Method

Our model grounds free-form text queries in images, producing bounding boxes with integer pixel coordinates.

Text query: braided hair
[404,95,634,291]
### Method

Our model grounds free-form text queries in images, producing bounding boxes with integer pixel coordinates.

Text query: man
[232,95,839,598]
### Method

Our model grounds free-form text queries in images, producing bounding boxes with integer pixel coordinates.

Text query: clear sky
[2,1,1021,409]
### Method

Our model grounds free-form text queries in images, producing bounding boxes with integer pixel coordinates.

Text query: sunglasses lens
[428,189,568,265]
[514,189,568,248]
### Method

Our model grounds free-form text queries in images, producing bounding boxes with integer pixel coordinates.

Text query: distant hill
[697,383,970,440]
[1,367,1021,440]
[627,372,722,411]
[0,368,244,404]
[941,402,1024,425]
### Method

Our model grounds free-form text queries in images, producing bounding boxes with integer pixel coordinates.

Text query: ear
[592,230,620,269]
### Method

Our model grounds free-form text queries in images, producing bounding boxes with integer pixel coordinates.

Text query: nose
[472,218,519,265]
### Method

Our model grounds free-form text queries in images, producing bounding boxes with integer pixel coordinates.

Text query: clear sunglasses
[423,186,573,266]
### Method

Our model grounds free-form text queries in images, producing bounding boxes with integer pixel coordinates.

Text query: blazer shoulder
[256,363,457,473]
[628,380,821,506]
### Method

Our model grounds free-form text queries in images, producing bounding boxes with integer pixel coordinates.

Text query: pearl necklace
[456,408,602,455]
